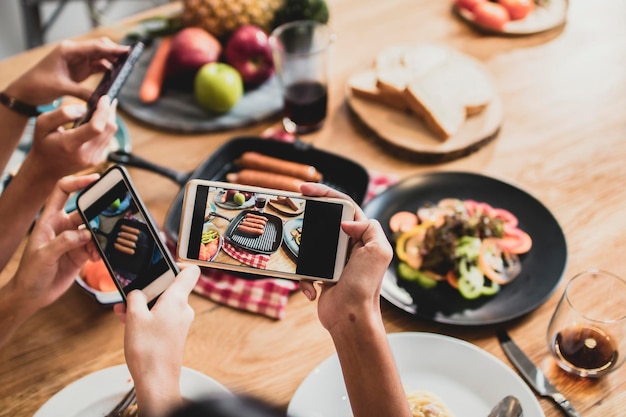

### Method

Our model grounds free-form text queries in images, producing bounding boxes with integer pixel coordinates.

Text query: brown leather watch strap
[0,92,41,118]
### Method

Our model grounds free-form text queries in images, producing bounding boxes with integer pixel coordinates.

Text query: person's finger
[41,228,92,264]
[43,174,100,217]
[125,289,150,318]
[168,264,201,298]
[36,105,87,135]
[113,302,127,323]
[299,280,317,301]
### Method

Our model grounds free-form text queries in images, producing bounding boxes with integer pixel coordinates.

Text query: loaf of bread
[348,43,495,140]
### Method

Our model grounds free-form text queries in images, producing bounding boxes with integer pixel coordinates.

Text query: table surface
[1,1,625,416]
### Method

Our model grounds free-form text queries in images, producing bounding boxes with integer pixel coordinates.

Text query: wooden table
[1,1,624,416]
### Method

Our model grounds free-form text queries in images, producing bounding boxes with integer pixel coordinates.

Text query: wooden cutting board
[346,84,502,164]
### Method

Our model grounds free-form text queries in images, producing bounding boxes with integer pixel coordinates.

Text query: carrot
[235,152,323,182]
[139,37,172,104]
[226,170,305,192]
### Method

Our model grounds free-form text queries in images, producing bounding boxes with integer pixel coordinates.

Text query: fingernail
[79,229,92,242]
[63,104,86,118]
[303,289,313,301]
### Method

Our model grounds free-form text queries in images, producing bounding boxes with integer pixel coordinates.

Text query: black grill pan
[224,210,283,254]
[108,136,369,244]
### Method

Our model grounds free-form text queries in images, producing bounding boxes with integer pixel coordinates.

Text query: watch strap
[0,92,41,118]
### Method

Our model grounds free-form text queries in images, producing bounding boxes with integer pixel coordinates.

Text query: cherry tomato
[498,0,534,20]
[498,225,532,254]
[473,1,511,30]
[455,0,487,12]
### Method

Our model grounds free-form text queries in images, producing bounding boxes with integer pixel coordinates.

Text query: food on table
[455,0,539,31]
[165,27,222,87]
[390,198,532,299]
[221,189,253,205]
[348,43,495,140]
[235,151,323,182]
[194,62,243,113]
[80,259,116,292]
[199,228,220,261]
[115,224,141,256]
[290,225,302,246]
[226,169,305,192]
[237,213,268,236]
[271,196,300,211]
[181,0,329,39]
[139,36,172,104]
[406,390,456,417]
[223,25,274,89]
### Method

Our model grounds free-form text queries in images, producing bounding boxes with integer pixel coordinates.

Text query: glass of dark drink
[546,269,626,378]
[269,20,334,135]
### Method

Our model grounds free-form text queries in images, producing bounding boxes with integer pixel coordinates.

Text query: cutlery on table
[497,329,582,417]
[105,386,137,417]
[487,395,523,417]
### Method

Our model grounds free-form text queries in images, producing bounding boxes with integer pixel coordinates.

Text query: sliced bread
[348,69,409,111]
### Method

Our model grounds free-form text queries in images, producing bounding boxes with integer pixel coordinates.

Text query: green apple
[233,192,246,206]
[194,62,243,113]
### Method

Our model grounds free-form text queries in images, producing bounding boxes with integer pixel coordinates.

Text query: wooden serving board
[453,0,568,36]
[346,87,503,164]
[117,38,283,133]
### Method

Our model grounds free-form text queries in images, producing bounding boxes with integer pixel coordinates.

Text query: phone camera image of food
[178,180,355,282]
[77,166,178,303]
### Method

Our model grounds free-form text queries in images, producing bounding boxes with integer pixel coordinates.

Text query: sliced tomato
[491,207,518,228]
[389,211,418,233]
[478,238,522,285]
[446,270,460,289]
[499,225,532,254]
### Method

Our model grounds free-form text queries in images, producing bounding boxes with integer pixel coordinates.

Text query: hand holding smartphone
[73,41,144,128]
[178,180,356,282]
[76,165,179,304]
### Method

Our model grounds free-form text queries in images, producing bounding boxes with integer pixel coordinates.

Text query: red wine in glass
[553,326,618,376]
[283,81,328,133]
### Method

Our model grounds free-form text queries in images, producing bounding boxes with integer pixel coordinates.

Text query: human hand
[114,264,200,417]
[11,174,100,316]
[298,183,393,332]
[3,37,129,106]
[25,95,117,181]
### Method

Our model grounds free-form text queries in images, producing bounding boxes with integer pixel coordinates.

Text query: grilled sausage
[235,152,323,182]
[226,170,304,192]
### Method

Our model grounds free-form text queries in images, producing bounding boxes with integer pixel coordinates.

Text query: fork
[105,386,136,417]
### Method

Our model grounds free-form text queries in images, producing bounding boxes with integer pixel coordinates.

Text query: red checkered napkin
[222,241,269,269]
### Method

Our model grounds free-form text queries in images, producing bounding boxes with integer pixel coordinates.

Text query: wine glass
[546,269,626,377]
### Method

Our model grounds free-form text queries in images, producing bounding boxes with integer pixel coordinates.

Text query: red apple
[473,2,511,30]
[498,0,534,20]
[166,27,222,90]
[223,24,274,89]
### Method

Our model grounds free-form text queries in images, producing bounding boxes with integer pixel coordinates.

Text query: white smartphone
[178,180,356,282]
[76,165,179,305]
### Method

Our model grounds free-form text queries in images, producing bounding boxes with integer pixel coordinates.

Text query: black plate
[363,171,567,326]
[117,38,282,133]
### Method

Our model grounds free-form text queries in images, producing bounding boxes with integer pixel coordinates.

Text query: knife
[497,328,582,417]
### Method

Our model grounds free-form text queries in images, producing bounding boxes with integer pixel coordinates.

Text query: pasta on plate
[407,390,455,417]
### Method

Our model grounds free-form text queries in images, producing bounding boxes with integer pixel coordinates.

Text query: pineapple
[181,0,285,39]
[181,0,329,39]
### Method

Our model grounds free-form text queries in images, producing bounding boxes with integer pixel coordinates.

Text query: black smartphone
[178,180,356,282]
[76,165,179,304]
[73,41,144,127]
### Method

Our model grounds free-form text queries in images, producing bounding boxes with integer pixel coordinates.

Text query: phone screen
[80,176,175,297]
[185,185,347,279]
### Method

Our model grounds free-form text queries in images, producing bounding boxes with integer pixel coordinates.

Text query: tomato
[446,270,460,289]
[455,0,486,12]
[472,1,511,30]
[491,207,518,227]
[498,0,534,20]
[389,211,418,233]
[478,238,521,284]
[499,225,532,254]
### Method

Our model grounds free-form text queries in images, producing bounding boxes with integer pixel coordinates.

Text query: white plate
[34,364,231,417]
[287,332,544,417]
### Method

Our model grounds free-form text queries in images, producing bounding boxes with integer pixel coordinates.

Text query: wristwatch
[0,92,41,118]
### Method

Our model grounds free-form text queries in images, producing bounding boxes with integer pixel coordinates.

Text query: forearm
[0,155,58,269]
[0,104,30,175]
[133,364,183,417]
[328,308,412,417]
[0,280,38,350]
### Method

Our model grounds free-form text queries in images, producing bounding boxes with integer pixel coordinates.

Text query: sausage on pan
[235,152,322,182]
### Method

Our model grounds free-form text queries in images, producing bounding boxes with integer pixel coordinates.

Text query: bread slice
[403,70,466,140]
[401,43,451,78]
[374,44,415,71]
[348,69,409,111]
[439,52,495,116]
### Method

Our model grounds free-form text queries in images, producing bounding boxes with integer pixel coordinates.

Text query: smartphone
[76,165,179,304]
[178,180,356,282]
[73,41,145,127]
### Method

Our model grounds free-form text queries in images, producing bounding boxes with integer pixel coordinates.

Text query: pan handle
[108,150,189,186]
